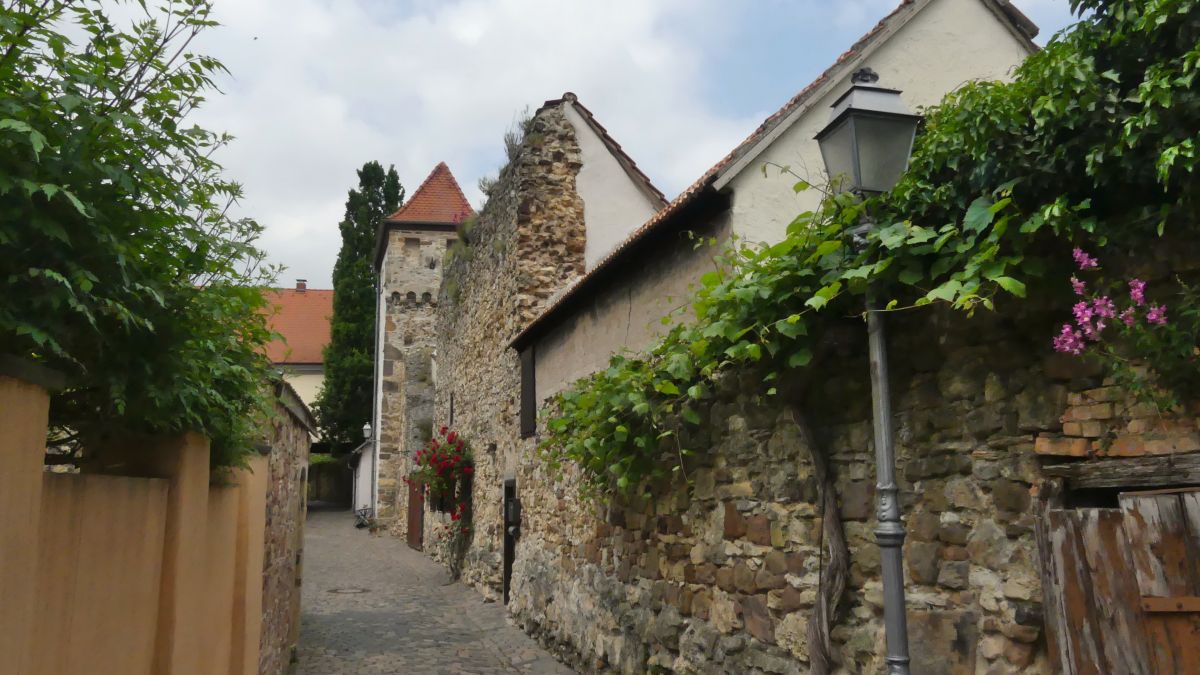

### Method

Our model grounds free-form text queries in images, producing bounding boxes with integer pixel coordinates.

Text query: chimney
[295,279,307,292]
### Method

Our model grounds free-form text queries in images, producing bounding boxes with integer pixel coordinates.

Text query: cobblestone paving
[296,508,573,675]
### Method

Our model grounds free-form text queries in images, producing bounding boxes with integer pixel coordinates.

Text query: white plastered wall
[282,370,323,410]
[562,102,663,270]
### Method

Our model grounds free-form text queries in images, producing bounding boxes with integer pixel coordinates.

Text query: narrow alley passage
[296,508,572,674]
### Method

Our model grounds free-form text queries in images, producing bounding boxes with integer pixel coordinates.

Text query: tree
[315,162,402,453]
[0,0,278,466]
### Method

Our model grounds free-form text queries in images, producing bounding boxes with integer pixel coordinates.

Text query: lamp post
[362,422,373,441]
[816,67,920,675]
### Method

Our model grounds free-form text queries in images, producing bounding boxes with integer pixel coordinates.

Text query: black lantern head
[816,68,921,195]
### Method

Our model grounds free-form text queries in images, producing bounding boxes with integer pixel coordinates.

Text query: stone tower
[369,162,473,521]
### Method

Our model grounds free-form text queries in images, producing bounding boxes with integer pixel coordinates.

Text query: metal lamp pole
[817,68,919,674]
[867,283,910,675]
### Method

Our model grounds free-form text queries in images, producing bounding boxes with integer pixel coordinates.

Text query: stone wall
[430,102,588,593]
[259,387,312,675]
[503,293,1200,674]
[377,230,448,524]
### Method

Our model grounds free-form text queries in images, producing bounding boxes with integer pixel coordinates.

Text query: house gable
[547,93,667,269]
[723,0,1038,243]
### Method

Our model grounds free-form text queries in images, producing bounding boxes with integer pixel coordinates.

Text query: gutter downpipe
[370,276,382,516]
[857,223,911,675]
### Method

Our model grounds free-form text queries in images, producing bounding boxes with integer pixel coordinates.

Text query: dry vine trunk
[790,408,849,675]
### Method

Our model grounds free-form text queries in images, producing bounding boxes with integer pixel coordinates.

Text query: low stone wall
[503,304,1200,674]
[259,389,312,675]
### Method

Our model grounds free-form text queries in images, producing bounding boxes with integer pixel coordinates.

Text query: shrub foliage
[0,0,278,465]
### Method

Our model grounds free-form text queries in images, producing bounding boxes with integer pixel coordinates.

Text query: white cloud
[182,0,1079,288]
[190,0,759,287]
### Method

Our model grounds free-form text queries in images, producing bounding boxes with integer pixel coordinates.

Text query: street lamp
[362,422,372,441]
[815,68,920,195]
[815,67,920,675]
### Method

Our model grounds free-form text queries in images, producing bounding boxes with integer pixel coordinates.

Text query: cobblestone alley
[296,508,572,674]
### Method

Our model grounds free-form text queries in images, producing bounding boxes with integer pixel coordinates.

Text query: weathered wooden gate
[406,481,423,551]
[1040,487,1200,674]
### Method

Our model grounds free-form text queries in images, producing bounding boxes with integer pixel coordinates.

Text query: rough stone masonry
[408,99,1200,673]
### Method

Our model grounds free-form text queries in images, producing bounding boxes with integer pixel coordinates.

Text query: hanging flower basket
[406,426,474,515]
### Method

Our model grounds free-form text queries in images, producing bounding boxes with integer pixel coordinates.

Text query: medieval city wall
[429,103,588,590]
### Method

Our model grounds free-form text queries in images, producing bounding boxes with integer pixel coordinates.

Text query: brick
[1062,402,1114,422]
[1081,386,1124,403]
[1034,434,1089,457]
[1103,435,1145,457]
[1063,420,1105,437]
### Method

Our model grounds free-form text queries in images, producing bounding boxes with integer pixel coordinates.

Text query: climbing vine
[540,0,1200,496]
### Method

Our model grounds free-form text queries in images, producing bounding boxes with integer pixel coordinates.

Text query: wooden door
[406,481,423,551]
[1042,488,1200,674]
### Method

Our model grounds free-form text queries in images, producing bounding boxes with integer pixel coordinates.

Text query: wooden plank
[1120,494,1194,596]
[1043,454,1200,489]
[1076,509,1152,675]
[1122,487,1200,498]
[1141,596,1200,613]
[1034,480,1070,672]
[1047,510,1105,674]
[1120,492,1200,674]
[1182,491,1200,591]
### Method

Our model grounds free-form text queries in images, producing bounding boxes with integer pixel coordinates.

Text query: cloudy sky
[188,0,1081,288]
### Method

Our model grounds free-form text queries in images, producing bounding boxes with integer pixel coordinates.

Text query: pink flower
[1092,296,1116,319]
[1073,248,1099,270]
[1072,301,1102,340]
[1120,307,1136,327]
[1053,324,1086,355]
[1128,279,1146,306]
[1146,304,1168,325]
[1070,276,1086,295]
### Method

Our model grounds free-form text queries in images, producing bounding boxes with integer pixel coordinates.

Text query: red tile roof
[385,162,474,225]
[262,288,334,364]
[511,0,1040,350]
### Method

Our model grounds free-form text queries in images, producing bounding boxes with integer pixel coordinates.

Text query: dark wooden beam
[1042,454,1200,490]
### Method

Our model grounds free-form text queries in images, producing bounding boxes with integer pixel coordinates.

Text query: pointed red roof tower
[374,162,474,269]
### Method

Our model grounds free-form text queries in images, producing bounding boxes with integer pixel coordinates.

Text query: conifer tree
[315,162,402,453]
